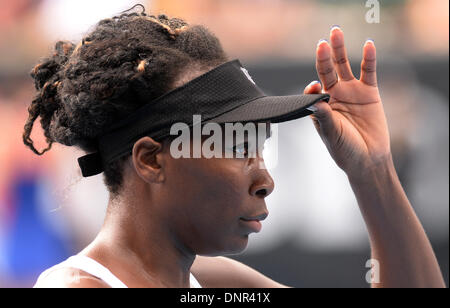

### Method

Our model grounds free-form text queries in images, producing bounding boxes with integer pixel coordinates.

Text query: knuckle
[317,57,331,64]
[318,67,335,75]
[334,56,348,65]
[362,66,376,73]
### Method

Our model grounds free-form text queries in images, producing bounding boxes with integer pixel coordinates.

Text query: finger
[316,40,338,90]
[330,26,355,81]
[303,80,322,94]
[308,101,340,144]
[360,39,377,87]
[309,114,322,135]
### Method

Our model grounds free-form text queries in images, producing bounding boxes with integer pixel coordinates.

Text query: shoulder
[34,266,111,288]
[191,255,290,288]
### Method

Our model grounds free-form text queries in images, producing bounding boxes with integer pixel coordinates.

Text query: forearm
[347,155,445,288]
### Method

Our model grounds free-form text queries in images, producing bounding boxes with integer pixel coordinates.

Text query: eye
[232,142,249,157]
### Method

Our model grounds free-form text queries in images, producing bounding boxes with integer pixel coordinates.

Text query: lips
[240,212,268,222]
[239,212,268,233]
[239,219,262,233]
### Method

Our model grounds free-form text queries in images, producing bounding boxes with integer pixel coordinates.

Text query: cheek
[172,158,246,206]
[163,158,253,254]
[165,158,249,227]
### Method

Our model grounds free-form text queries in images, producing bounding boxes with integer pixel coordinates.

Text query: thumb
[308,101,340,144]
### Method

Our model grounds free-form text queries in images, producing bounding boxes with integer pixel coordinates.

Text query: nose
[249,168,275,198]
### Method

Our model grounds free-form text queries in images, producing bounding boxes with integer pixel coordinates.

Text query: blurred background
[0,0,448,287]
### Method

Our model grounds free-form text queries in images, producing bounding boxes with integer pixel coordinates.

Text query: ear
[131,136,165,184]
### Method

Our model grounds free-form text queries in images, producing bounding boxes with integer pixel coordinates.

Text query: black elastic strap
[77,152,103,177]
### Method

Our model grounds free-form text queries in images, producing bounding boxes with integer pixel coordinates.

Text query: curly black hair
[23,5,228,196]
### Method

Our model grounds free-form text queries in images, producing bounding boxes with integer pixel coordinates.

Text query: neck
[87,192,196,288]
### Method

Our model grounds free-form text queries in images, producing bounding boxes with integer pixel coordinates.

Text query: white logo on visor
[241,67,256,85]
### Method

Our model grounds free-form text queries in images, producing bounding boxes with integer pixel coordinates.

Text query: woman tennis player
[25,5,445,288]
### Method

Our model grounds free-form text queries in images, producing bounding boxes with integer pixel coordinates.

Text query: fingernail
[317,39,328,46]
[307,80,320,87]
[366,38,375,44]
[306,105,318,113]
[330,25,341,31]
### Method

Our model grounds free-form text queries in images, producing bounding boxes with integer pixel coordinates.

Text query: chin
[196,235,249,257]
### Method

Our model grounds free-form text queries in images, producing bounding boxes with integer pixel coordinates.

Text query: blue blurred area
[2,172,71,285]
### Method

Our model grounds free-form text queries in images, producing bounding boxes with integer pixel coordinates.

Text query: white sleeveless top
[33,255,202,288]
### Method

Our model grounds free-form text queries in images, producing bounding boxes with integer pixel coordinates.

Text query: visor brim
[206,93,329,124]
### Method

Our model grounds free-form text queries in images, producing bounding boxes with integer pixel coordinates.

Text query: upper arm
[34,267,111,288]
[191,255,290,288]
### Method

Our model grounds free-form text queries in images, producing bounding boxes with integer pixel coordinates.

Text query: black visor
[78,59,329,177]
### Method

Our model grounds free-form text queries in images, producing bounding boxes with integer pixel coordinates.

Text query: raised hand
[304,26,391,177]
